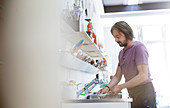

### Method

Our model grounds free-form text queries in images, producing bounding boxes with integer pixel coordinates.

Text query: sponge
[100,82,109,88]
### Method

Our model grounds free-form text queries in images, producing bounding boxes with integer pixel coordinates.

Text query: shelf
[62,32,104,59]
[61,20,104,59]
[60,20,104,74]
[61,53,99,74]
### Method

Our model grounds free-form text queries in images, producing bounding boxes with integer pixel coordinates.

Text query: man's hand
[97,86,110,94]
[111,85,123,94]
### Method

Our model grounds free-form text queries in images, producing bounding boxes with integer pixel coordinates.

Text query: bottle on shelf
[92,32,97,45]
[85,18,93,39]
[85,18,98,45]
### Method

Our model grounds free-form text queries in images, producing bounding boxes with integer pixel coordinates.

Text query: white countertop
[63,98,133,103]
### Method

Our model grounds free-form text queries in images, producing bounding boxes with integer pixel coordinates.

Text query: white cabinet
[62,102,131,108]
[61,98,133,108]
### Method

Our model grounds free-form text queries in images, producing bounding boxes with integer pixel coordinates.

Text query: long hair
[110,21,134,40]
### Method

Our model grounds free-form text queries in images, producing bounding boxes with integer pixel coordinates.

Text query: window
[142,25,163,42]
[134,24,170,107]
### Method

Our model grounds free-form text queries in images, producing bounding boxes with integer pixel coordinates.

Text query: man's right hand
[97,86,110,94]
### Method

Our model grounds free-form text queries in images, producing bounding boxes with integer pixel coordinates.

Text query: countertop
[63,98,133,103]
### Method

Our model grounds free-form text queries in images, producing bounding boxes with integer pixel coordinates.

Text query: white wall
[58,0,105,96]
[103,27,122,74]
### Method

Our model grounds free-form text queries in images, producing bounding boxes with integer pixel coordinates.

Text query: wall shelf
[61,20,104,74]
[62,31,104,59]
[61,53,99,74]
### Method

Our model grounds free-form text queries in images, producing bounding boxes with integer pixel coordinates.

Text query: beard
[117,39,128,47]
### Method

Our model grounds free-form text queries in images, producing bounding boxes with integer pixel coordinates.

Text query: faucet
[76,74,100,98]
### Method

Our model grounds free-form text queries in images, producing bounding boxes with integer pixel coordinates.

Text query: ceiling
[102,0,170,6]
[102,0,170,13]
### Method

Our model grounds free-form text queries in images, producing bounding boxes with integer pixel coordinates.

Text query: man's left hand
[111,85,122,94]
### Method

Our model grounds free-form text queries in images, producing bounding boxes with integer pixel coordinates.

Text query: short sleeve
[135,45,149,66]
[118,50,123,66]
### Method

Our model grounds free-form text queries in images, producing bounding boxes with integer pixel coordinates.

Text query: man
[98,21,157,108]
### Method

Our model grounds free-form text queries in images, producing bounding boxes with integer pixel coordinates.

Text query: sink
[86,94,122,99]
[62,93,133,103]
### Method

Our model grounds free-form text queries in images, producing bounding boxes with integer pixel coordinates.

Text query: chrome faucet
[76,74,100,98]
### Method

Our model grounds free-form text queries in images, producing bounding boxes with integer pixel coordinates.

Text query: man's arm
[107,66,122,88]
[111,64,148,94]
[98,66,122,94]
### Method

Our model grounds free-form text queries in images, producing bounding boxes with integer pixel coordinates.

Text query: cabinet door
[62,103,131,108]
